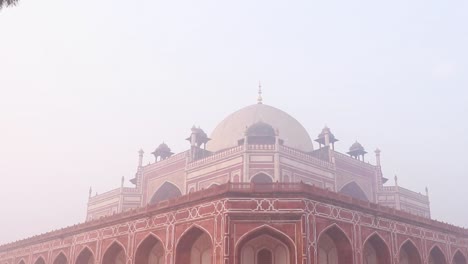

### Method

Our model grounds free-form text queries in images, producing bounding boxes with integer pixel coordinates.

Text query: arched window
[339,182,369,201]
[251,173,273,184]
[102,242,126,264]
[453,251,467,264]
[317,226,353,264]
[399,240,421,264]
[175,227,212,264]
[75,247,94,264]
[429,246,447,264]
[53,252,68,264]
[150,182,182,204]
[135,235,165,264]
[363,234,390,264]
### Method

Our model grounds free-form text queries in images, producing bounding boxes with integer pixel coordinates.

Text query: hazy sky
[1,0,467,244]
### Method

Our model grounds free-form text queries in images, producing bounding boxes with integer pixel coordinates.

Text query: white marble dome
[207,103,314,152]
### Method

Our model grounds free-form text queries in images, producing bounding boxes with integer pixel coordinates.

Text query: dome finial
[257,81,263,104]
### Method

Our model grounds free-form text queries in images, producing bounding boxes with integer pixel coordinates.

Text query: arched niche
[240,234,289,264]
[429,246,447,264]
[399,240,421,264]
[339,182,369,201]
[251,173,273,184]
[237,226,295,264]
[453,251,467,264]
[363,234,391,264]
[75,247,94,264]
[175,226,212,264]
[34,257,45,264]
[53,252,68,264]
[135,234,165,264]
[317,225,353,264]
[102,242,126,264]
[150,182,182,205]
[17,260,26,264]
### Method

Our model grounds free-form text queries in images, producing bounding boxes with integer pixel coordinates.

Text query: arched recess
[175,226,213,264]
[236,225,295,264]
[17,260,25,264]
[75,247,94,264]
[317,225,353,264]
[399,240,422,264]
[135,234,165,264]
[429,246,447,264]
[453,250,467,264]
[33,257,46,264]
[102,241,126,264]
[53,252,68,264]
[150,181,182,204]
[362,233,391,264]
[339,182,369,201]
[251,173,273,184]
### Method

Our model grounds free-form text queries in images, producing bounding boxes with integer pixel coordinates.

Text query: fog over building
[1,90,466,264]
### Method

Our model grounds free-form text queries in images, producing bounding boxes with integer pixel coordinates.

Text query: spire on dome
[257,82,263,104]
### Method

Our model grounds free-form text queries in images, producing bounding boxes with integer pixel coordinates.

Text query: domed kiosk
[206,103,314,152]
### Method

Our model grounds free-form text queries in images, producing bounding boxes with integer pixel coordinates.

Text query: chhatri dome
[206,85,314,152]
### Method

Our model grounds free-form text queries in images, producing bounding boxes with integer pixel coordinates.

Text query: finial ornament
[257,82,263,104]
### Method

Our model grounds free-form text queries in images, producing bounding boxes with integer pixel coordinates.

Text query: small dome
[156,142,171,152]
[349,141,364,152]
[207,104,314,152]
[246,121,276,137]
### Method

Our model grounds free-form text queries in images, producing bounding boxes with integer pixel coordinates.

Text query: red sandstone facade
[1,98,466,264]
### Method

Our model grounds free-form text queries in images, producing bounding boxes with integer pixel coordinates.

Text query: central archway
[317,225,353,264]
[363,234,390,264]
[150,182,182,204]
[429,246,447,264]
[135,234,165,264]
[453,251,467,264]
[33,257,45,264]
[175,226,212,264]
[251,173,273,184]
[53,253,67,264]
[236,226,295,264]
[102,242,126,264]
[75,247,94,264]
[399,240,421,264]
[339,182,369,201]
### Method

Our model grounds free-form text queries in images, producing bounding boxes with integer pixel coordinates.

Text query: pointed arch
[362,233,391,264]
[75,247,94,264]
[339,181,369,201]
[102,241,126,264]
[33,257,45,264]
[175,226,213,264]
[53,252,68,264]
[135,233,165,264]
[429,245,447,264]
[251,172,273,183]
[236,225,295,264]
[17,259,25,264]
[399,239,421,264]
[317,224,354,264]
[150,181,182,204]
[453,250,467,264]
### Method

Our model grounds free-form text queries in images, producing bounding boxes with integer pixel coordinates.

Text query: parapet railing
[332,150,376,170]
[279,145,334,169]
[186,145,244,169]
[143,150,189,172]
